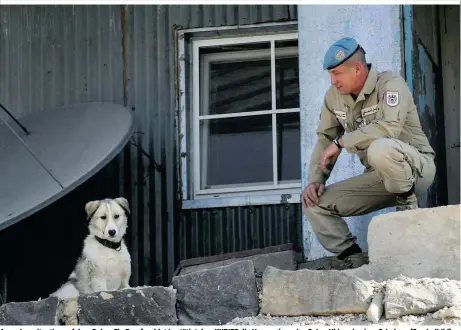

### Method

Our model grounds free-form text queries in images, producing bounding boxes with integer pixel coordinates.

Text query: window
[178,26,300,208]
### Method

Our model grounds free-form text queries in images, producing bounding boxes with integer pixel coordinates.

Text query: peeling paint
[411,38,447,207]
[280,194,292,204]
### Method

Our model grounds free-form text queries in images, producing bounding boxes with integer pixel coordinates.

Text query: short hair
[345,47,367,67]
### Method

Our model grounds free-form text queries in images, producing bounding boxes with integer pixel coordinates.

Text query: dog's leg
[120,267,131,289]
[120,277,130,289]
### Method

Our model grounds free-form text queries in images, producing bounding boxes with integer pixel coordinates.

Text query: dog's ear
[114,197,130,215]
[85,200,101,220]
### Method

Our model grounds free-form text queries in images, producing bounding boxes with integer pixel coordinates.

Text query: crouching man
[302,37,436,269]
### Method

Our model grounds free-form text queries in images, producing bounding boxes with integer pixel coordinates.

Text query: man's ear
[85,200,101,220]
[114,197,130,215]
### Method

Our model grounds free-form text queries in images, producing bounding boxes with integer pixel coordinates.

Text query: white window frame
[177,25,301,209]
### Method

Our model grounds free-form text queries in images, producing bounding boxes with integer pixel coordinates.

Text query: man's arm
[341,76,412,153]
[308,97,343,184]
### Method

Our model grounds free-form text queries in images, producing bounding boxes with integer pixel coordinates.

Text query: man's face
[328,62,360,95]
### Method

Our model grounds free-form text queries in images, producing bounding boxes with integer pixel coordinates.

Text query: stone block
[261,267,374,316]
[366,291,384,323]
[0,296,58,325]
[172,260,259,325]
[368,205,460,281]
[384,276,461,319]
[76,286,177,325]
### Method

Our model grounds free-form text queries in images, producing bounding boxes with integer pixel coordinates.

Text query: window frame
[177,23,301,209]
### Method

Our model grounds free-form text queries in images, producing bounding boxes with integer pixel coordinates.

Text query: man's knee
[367,138,399,169]
[304,203,322,220]
[304,190,337,219]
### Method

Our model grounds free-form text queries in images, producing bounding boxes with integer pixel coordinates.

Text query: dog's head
[85,197,130,242]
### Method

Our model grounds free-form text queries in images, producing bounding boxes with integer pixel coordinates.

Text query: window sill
[181,193,301,209]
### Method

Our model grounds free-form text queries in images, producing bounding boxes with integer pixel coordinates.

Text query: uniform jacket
[308,65,435,185]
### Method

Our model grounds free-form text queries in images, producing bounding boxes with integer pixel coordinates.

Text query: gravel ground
[227,312,460,326]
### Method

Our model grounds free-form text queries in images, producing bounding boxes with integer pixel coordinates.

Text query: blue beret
[323,37,363,70]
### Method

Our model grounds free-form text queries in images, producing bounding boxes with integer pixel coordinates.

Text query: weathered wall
[123,4,298,286]
[0,5,126,303]
[439,5,460,205]
[0,4,298,303]
[298,5,403,260]
[410,5,448,207]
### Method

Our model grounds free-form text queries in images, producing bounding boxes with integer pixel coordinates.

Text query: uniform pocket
[383,107,399,122]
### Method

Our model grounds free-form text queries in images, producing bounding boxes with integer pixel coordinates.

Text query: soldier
[302,37,436,268]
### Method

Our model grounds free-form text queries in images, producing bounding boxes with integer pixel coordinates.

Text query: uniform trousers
[303,137,436,254]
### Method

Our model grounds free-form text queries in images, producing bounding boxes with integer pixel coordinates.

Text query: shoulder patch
[385,91,399,107]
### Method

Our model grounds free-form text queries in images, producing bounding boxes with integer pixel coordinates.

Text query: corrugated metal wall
[0,5,126,303]
[123,4,298,286]
[0,4,299,302]
[0,5,125,117]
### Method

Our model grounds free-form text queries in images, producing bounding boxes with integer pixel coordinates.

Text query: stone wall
[1,205,459,325]
[1,260,460,325]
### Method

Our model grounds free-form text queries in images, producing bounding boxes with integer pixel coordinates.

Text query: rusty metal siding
[123,4,298,286]
[0,5,298,302]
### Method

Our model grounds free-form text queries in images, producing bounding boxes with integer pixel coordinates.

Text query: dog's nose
[108,229,116,237]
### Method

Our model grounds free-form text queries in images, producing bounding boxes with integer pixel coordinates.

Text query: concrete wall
[298,5,403,260]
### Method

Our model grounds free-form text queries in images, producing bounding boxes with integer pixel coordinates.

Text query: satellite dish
[0,102,135,231]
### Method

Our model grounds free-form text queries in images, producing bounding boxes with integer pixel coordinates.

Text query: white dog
[51,197,132,300]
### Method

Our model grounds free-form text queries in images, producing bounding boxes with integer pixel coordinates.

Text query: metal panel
[120,4,297,286]
[0,5,124,118]
[0,5,125,303]
[0,5,298,303]
[179,204,302,261]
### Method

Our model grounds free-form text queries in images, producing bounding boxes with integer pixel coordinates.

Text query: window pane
[200,42,271,116]
[275,39,299,109]
[199,115,273,189]
[276,112,301,182]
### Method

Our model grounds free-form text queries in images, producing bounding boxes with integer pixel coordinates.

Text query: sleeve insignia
[386,91,399,107]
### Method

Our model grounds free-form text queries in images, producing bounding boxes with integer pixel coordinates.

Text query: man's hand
[302,183,325,208]
[320,140,342,173]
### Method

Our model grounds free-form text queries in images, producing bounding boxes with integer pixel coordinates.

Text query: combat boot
[337,243,369,269]
[396,184,418,211]
[396,192,418,211]
[344,252,369,269]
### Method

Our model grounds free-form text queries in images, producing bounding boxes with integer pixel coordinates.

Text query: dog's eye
[101,215,107,220]
[114,214,120,219]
